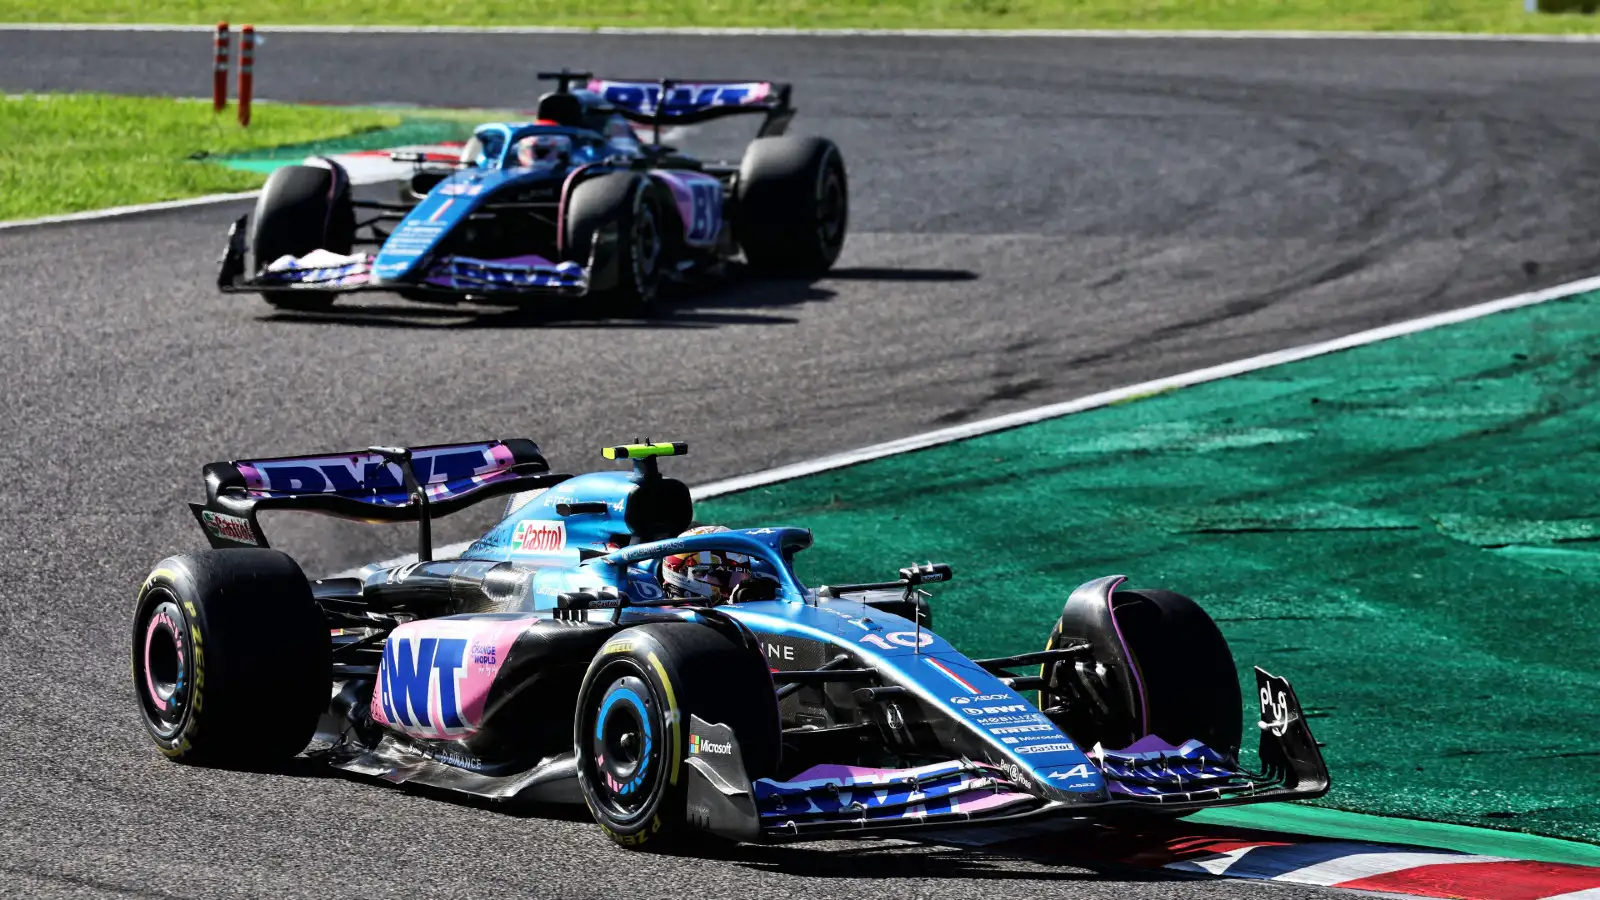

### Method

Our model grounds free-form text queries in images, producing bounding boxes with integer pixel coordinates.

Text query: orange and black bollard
[238,25,256,127]
[212,22,230,113]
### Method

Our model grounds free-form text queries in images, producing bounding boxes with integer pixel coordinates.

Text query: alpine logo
[511,520,566,554]
[1047,765,1095,780]
[200,510,257,545]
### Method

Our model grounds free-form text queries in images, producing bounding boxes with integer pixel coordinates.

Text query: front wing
[686,668,1330,843]
[217,216,594,300]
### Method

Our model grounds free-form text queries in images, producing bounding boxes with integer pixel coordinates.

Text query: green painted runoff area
[699,290,1600,849]
[211,118,469,174]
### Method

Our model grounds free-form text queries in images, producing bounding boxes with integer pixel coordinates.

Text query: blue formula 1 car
[132,441,1329,849]
[217,71,848,314]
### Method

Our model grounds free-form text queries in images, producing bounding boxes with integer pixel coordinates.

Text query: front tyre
[131,550,331,766]
[564,172,668,315]
[1043,587,1242,758]
[248,162,355,312]
[736,136,848,276]
[574,623,780,850]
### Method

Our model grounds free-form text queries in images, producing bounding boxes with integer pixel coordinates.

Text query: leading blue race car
[132,440,1329,850]
[217,71,848,314]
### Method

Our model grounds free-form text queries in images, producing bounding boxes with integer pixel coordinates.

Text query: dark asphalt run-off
[2,28,1598,900]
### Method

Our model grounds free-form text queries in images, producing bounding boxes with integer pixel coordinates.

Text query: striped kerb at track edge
[603,442,688,460]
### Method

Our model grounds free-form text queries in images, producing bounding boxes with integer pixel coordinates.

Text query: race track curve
[2,29,1598,899]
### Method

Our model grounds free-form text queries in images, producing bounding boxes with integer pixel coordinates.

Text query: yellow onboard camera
[602,442,688,461]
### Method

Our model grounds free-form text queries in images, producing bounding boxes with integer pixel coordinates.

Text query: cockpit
[510,133,578,168]
[454,87,645,172]
[455,121,641,171]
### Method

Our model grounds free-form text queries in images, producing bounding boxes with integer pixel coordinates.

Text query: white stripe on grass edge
[333,270,1600,577]
[5,23,1600,41]
[0,190,261,231]
[0,151,447,230]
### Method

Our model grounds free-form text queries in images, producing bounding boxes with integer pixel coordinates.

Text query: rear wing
[587,77,794,137]
[188,438,568,555]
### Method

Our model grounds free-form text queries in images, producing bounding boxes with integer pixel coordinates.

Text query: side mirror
[728,576,780,605]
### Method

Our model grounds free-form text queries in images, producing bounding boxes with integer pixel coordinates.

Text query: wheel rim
[586,671,662,822]
[815,155,847,255]
[134,591,189,738]
[631,192,662,297]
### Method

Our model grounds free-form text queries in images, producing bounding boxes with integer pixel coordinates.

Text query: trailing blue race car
[217,71,848,314]
[133,441,1329,849]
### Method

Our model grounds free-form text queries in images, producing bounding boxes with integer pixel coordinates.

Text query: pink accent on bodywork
[650,169,722,247]
[237,463,263,490]
[1117,734,1189,755]
[556,164,601,257]
[470,254,558,268]
[952,790,1037,815]
[143,612,180,712]
[772,761,1036,816]
[369,615,539,740]
[784,760,1003,784]
[1101,575,1151,737]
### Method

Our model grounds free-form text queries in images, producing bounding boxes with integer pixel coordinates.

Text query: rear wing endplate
[188,438,568,554]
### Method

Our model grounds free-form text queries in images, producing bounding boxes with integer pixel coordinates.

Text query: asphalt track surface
[4,29,1600,900]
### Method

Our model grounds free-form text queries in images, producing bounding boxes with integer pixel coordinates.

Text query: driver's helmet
[514,133,572,167]
[659,525,752,605]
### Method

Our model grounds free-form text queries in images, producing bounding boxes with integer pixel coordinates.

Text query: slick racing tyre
[131,550,331,767]
[564,172,669,315]
[249,161,355,312]
[1042,588,1242,758]
[574,623,780,851]
[736,135,848,276]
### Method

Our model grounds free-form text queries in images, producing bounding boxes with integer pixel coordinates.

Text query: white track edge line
[0,164,423,230]
[331,270,1600,577]
[5,23,1600,41]
[0,190,260,230]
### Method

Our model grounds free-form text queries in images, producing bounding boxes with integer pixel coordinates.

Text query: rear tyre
[249,162,355,312]
[1043,588,1242,758]
[563,172,668,315]
[736,135,848,276]
[131,550,331,767]
[574,623,780,850]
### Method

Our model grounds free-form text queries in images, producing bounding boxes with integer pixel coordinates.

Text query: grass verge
[2,0,1600,33]
[697,289,1600,844]
[0,93,401,221]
